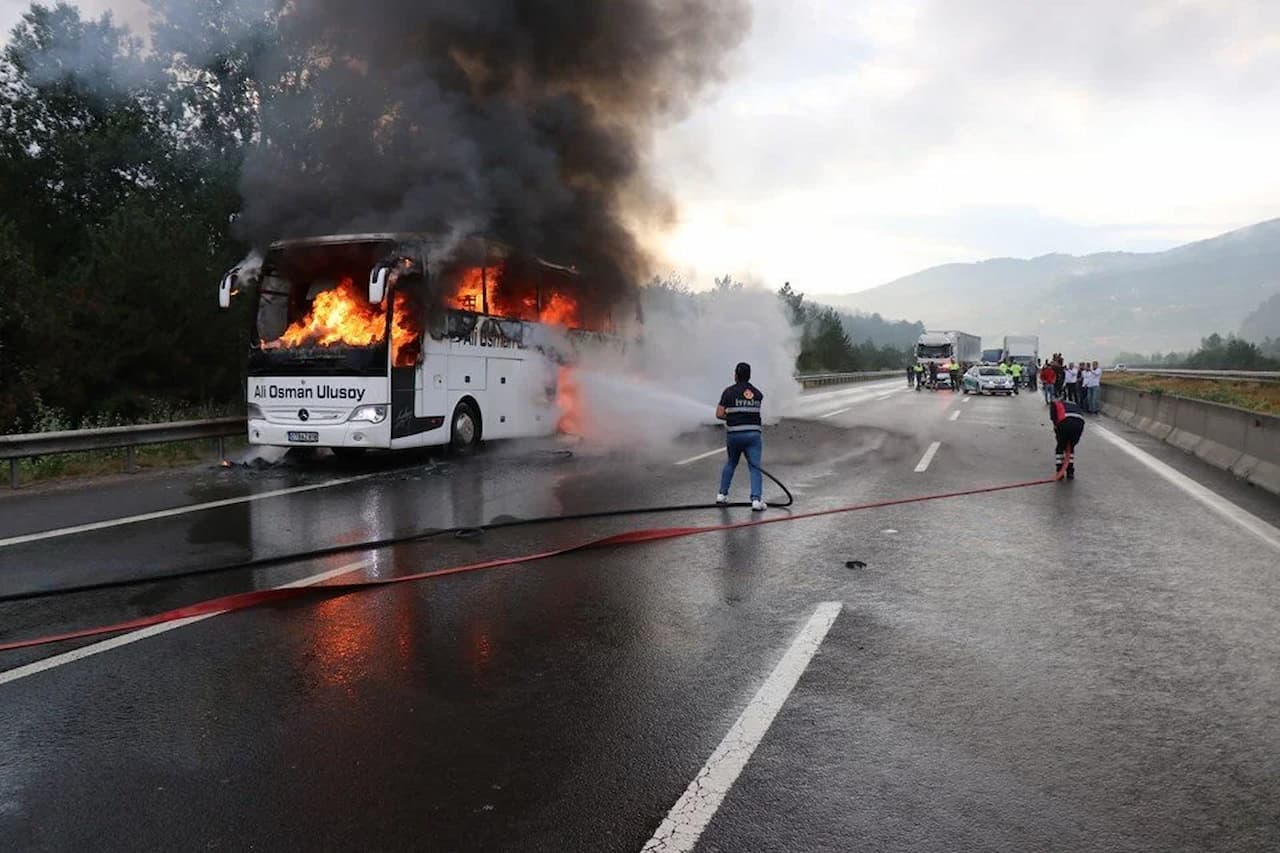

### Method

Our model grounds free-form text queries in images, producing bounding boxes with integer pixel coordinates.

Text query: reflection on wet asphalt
[2,381,1279,853]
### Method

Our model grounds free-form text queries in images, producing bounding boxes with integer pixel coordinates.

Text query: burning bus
[217,233,605,454]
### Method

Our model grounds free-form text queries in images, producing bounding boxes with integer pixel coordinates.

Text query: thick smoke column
[237,0,751,309]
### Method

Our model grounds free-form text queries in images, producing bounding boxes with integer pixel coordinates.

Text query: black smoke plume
[237,0,751,309]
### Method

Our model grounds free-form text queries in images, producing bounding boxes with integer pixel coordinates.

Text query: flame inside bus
[261,277,421,367]
[445,262,585,329]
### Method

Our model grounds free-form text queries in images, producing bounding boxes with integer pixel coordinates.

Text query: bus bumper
[247,418,392,449]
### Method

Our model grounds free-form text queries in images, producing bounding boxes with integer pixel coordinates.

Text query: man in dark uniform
[1049,397,1085,480]
[716,362,767,511]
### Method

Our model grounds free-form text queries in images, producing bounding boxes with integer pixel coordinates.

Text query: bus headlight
[349,405,388,424]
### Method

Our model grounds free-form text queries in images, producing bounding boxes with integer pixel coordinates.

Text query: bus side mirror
[218,272,238,309]
[369,266,390,305]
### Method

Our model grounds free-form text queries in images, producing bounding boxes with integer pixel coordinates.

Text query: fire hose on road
[0,452,1071,654]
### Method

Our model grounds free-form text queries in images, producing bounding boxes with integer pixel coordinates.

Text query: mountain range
[827,219,1280,359]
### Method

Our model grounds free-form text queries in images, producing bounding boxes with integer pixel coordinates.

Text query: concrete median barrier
[1102,384,1280,496]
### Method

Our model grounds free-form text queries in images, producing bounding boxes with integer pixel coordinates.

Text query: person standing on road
[1010,361,1023,394]
[950,361,961,391]
[1028,360,1038,392]
[1053,356,1066,400]
[716,361,767,511]
[1049,397,1086,480]
[913,362,925,390]
[1084,361,1102,412]
[907,362,915,388]
[1075,363,1087,407]
[1039,360,1057,403]
[1064,362,1078,403]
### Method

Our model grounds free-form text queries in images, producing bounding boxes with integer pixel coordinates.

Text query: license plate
[288,431,320,443]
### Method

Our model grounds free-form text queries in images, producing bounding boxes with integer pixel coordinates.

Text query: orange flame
[265,277,420,366]
[556,366,582,435]
[538,292,580,327]
[450,267,486,313]
[447,264,583,328]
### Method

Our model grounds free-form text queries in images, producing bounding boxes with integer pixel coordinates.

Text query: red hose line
[0,453,1071,654]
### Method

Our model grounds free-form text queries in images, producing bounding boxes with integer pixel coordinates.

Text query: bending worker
[716,361,767,511]
[1049,396,1086,480]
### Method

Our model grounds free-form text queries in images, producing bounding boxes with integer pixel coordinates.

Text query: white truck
[915,330,981,370]
[1002,335,1039,371]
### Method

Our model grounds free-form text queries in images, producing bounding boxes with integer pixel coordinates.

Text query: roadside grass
[1105,373,1280,415]
[10,437,249,488]
[5,399,245,489]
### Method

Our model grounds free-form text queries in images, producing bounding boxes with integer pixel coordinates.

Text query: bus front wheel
[450,401,481,453]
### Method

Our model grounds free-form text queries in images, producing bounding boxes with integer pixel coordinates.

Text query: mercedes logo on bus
[298,409,310,422]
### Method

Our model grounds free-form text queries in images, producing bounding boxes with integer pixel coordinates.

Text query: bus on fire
[217,233,606,455]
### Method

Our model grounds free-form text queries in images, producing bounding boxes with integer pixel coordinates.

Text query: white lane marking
[949,410,961,421]
[874,392,897,401]
[641,601,842,853]
[0,473,386,549]
[0,561,371,687]
[914,441,941,473]
[674,448,724,466]
[961,396,972,404]
[1094,425,1280,552]
[818,407,852,419]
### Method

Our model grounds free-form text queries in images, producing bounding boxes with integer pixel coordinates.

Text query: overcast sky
[5,0,1280,294]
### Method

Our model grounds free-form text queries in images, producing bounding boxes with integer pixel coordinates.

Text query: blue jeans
[1043,384,1055,404]
[1088,386,1100,412]
[720,430,763,500]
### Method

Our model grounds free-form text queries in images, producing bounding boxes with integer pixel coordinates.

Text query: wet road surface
[2,379,1279,852]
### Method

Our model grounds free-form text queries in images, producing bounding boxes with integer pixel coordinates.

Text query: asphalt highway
[2,379,1278,852]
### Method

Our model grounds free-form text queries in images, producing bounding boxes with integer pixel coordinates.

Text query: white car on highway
[962,365,1016,396]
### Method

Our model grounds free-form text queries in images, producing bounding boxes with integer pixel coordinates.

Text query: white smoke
[564,285,802,451]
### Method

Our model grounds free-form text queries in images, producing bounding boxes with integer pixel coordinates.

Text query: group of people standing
[1037,355,1103,412]
[908,361,961,390]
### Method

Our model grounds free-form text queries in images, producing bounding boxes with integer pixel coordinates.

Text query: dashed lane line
[641,602,843,853]
[0,473,387,549]
[949,410,961,421]
[914,441,941,473]
[0,560,373,687]
[818,407,852,419]
[1094,424,1280,552]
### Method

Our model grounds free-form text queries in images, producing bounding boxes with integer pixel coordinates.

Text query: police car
[962,365,1016,395]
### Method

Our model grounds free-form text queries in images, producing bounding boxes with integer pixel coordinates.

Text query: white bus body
[221,233,602,453]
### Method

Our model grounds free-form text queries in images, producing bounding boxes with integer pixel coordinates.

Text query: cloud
[653,0,1280,296]
[0,0,151,37]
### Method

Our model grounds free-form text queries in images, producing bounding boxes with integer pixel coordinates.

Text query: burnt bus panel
[247,344,389,377]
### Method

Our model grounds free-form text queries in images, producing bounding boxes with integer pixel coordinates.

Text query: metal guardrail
[1112,368,1280,383]
[0,417,245,488]
[795,370,901,388]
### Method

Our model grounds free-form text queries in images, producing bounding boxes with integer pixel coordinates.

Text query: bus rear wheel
[450,401,481,453]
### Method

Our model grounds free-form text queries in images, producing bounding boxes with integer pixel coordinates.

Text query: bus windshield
[250,240,424,375]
